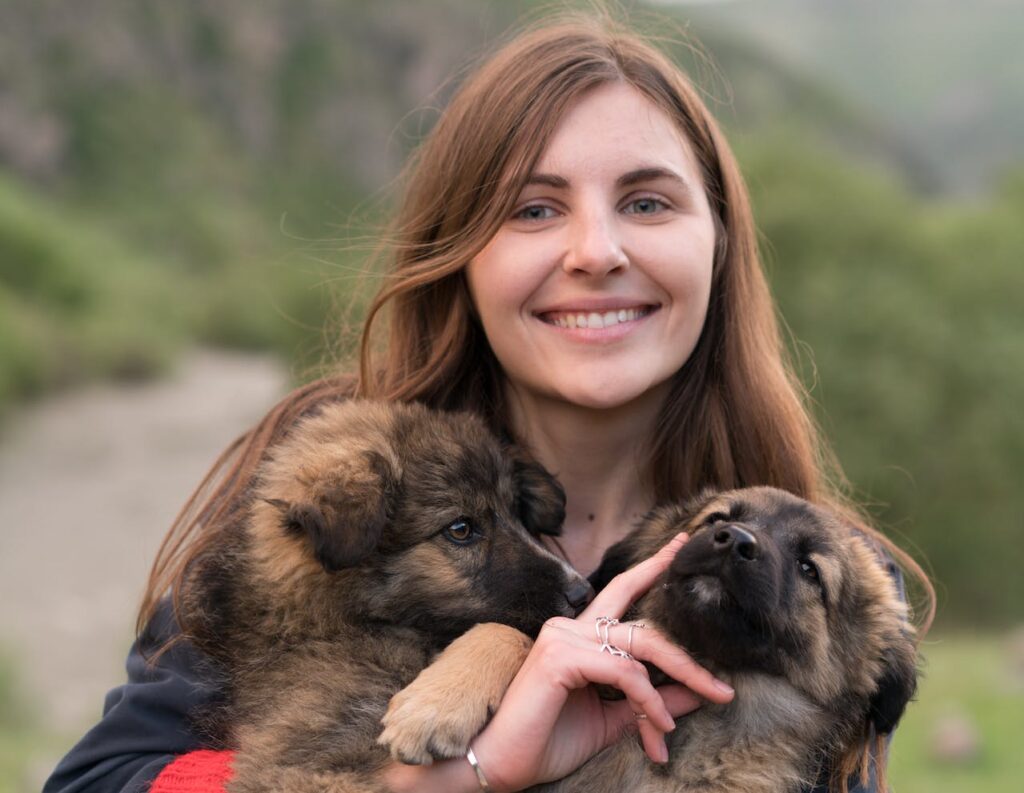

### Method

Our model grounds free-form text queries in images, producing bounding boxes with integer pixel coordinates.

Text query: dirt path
[0,350,288,755]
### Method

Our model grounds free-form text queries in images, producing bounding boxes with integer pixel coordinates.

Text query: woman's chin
[548,378,670,414]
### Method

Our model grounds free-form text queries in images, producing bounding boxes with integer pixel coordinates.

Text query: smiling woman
[43,8,932,793]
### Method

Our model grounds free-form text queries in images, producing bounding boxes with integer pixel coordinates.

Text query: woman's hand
[463,531,735,792]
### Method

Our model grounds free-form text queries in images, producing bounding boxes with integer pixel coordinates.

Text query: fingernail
[658,738,669,764]
[713,679,734,695]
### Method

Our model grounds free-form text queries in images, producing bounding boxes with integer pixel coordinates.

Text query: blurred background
[0,1,1020,791]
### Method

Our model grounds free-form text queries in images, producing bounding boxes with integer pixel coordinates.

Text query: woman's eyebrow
[524,166,694,195]
[524,173,569,188]
[616,166,693,194]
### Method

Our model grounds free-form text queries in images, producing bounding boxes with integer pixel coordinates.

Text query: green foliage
[739,133,1024,625]
[0,176,186,406]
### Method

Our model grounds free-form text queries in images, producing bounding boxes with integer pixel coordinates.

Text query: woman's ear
[512,456,566,537]
[269,449,399,571]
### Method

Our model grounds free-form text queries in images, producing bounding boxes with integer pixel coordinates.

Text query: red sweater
[149,751,234,793]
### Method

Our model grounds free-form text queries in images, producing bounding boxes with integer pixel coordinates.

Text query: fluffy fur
[381,486,917,793]
[179,399,590,793]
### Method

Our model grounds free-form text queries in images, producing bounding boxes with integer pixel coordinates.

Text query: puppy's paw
[378,623,533,765]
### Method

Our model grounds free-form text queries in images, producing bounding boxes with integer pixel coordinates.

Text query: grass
[0,651,65,793]
[888,632,1024,793]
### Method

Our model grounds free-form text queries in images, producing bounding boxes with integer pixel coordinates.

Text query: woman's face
[466,82,717,413]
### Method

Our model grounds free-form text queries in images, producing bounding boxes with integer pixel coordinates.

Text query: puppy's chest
[663,685,828,793]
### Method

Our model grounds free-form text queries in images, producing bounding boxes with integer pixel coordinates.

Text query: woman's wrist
[382,754,492,793]
[465,729,513,793]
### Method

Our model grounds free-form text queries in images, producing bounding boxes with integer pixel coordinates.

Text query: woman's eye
[442,519,478,545]
[623,196,667,216]
[798,557,820,582]
[513,204,557,221]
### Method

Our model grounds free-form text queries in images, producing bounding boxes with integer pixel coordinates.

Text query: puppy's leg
[379,623,532,764]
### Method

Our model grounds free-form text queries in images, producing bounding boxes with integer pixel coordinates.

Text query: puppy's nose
[564,580,596,612]
[713,525,760,561]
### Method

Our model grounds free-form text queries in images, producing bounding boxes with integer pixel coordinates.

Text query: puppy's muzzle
[712,525,760,562]
[565,579,596,613]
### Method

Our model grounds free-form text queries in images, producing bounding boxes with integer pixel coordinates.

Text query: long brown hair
[140,11,933,662]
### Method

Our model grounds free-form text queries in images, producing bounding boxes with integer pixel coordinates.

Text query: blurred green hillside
[0,0,1020,627]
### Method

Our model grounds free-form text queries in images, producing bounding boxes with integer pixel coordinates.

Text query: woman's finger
[656,682,704,718]
[600,621,734,704]
[604,683,703,765]
[555,645,676,732]
[581,531,690,619]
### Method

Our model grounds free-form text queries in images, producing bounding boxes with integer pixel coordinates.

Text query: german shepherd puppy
[380,487,918,793]
[179,400,591,793]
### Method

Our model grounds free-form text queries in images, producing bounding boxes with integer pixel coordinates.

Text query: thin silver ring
[626,622,646,657]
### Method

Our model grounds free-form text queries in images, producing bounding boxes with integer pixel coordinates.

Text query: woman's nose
[562,208,628,276]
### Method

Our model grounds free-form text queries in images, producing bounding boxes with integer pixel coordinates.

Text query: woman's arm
[42,601,222,793]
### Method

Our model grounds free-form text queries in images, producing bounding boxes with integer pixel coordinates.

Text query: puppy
[380,486,917,793]
[178,399,591,793]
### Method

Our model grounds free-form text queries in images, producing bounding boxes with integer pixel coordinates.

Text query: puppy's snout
[713,525,760,561]
[564,579,596,613]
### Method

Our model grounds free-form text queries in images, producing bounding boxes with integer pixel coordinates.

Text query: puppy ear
[277,450,399,571]
[868,638,918,735]
[513,457,566,536]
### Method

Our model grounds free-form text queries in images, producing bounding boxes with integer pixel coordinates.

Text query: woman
[44,12,932,793]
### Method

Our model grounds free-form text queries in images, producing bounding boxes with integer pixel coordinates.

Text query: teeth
[546,307,649,329]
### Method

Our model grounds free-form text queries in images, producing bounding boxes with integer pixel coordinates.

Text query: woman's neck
[505,384,666,575]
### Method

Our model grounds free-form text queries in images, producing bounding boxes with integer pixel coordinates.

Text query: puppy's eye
[705,511,730,526]
[442,519,479,546]
[798,557,820,582]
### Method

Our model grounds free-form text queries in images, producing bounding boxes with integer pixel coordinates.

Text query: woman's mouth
[538,305,656,330]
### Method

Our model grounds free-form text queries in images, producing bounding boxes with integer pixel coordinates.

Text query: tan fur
[380,487,917,793]
[380,623,534,764]
[178,399,589,793]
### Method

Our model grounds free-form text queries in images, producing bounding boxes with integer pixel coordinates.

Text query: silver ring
[595,616,632,660]
[594,616,619,642]
[626,622,646,657]
[633,712,648,720]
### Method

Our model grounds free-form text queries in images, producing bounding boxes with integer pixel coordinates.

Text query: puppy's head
[249,400,589,644]
[598,487,917,745]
